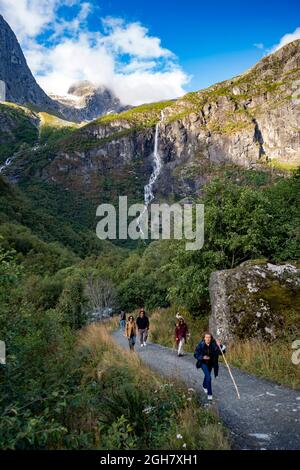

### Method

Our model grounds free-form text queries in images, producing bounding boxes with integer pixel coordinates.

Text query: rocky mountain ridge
[0,15,125,122]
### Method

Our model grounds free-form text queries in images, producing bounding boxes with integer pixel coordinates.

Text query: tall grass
[149,306,208,353]
[226,339,300,389]
[74,323,230,450]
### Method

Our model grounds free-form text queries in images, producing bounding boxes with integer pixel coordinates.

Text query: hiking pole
[218,344,241,400]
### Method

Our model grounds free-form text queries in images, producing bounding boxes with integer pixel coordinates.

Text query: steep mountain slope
[0,15,125,122]
[0,102,39,166]
[0,15,60,115]
[3,40,299,205]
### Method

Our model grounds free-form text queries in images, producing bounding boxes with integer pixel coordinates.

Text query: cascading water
[0,157,13,174]
[138,111,164,236]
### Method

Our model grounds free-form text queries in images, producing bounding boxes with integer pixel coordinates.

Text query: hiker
[175,316,189,357]
[125,315,137,351]
[194,332,226,401]
[119,310,126,331]
[136,308,149,347]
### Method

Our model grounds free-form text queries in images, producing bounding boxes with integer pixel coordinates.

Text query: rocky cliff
[209,261,300,342]
[1,29,300,203]
[7,40,300,201]
[50,81,127,122]
[0,14,59,114]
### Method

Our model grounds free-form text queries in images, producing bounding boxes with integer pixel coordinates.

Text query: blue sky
[0,0,299,104]
[89,0,300,90]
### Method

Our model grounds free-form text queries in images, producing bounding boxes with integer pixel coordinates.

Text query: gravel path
[113,330,300,450]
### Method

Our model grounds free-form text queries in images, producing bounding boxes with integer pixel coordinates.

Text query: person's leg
[207,365,213,396]
[122,320,126,331]
[178,338,184,356]
[201,364,212,395]
[143,328,148,345]
[139,329,144,346]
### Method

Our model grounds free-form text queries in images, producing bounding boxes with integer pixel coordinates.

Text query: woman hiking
[125,315,137,352]
[175,316,189,357]
[194,332,226,401]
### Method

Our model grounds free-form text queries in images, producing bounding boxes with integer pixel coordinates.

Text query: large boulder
[209,261,300,342]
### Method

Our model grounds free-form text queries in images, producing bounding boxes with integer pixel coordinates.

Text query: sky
[0,0,300,105]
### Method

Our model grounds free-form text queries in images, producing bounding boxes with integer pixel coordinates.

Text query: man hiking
[119,310,126,331]
[175,315,189,357]
[125,315,137,352]
[194,332,226,401]
[136,308,149,347]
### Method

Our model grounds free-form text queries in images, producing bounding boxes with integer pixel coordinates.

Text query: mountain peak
[0,14,57,112]
[0,15,125,121]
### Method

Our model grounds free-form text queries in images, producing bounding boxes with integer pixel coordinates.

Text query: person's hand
[216,339,221,347]
[203,355,210,360]
[176,338,179,341]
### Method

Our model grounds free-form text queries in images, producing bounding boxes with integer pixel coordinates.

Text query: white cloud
[270,27,300,53]
[0,0,189,105]
[0,0,62,39]
[103,17,173,59]
[254,43,264,50]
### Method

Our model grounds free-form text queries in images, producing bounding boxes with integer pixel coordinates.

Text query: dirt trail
[113,330,300,450]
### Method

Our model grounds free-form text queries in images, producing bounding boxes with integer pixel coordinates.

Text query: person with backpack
[136,308,149,347]
[119,310,126,331]
[194,332,226,401]
[175,316,189,357]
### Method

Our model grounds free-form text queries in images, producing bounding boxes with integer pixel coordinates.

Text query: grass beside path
[80,323,230,450]
[147,307,300,390]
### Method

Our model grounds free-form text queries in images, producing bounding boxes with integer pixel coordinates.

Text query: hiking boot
[207,395,213,400]
[203,387,208,394]
[140,344,144,348]
[143,342,147,346]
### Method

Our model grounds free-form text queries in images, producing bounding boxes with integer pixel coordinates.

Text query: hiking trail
[113,330,300,450]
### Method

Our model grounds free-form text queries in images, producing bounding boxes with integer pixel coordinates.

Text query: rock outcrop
[209,261,300,342]
[0,14,59,114]
[50,81,126,122]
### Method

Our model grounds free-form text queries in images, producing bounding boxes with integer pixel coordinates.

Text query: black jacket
[194,339,225,378]
[136,315,149,330]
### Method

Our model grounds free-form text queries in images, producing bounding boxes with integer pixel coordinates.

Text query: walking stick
[218,343,241,400]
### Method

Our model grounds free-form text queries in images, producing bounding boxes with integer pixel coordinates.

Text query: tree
[85,276,117,316]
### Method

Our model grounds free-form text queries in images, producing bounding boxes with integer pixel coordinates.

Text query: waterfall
[144,119,162,206]
[138,111,164,236]
[0,157,13,174]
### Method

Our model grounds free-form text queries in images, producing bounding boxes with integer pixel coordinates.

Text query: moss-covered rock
[209,261,300,342]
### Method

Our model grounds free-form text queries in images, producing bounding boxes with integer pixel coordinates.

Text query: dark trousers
[128,335,136,351]
[201,363,213,395]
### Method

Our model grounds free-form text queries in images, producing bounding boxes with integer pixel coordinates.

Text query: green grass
[90,100,175,129]
[149,306,209,353]
[0,102,39,163]
[38,112,79,146]
[227,339,300,389]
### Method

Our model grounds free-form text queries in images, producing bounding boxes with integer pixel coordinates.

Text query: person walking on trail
[119,310,126,331]
[136,308,149,347]
[194,332,226,401]
[125,315,137,351]
[175,316,189,357]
